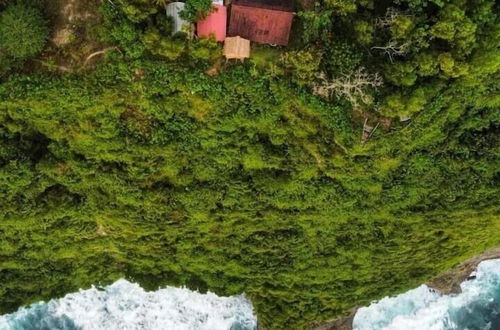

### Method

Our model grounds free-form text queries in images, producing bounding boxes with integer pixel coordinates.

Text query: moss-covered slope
[0,61,498,328]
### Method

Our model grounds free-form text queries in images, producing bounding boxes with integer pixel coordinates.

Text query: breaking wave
[2,260,499,330]
[0,279,257,330]
[353,258,500,330]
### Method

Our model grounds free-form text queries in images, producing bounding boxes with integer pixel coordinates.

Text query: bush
[0,3,49,60]
[180,0,214,23]
[281,49,321,87]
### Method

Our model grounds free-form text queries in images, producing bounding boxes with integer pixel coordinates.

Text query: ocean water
[1,260,499,330]
[0,279,257,330]
[353,258,500,330]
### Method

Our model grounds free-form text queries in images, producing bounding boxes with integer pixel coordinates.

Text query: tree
[430,4,477,57]
[0,3,49,60]
[281,49,321,87]
[180,0,214,23]
[378,87,430,118]
[297,9,333,44]
[323,0,373,16]
[314,67,383,110]
[372,8,428,61]
[115,0,158,22]
[354,20,374,45]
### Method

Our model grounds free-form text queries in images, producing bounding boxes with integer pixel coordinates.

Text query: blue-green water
[353,259,500,330]
[1,259,498,329]
[0,280,257,330]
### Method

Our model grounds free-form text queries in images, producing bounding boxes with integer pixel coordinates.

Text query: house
[228,0,294,46]
[223,36,250,59]
[197,1,227,42]
[166,2,192,35]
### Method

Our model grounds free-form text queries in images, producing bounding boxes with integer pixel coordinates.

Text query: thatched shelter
[223,36,250,59]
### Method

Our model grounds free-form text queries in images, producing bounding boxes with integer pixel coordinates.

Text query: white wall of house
[166,2,191,34]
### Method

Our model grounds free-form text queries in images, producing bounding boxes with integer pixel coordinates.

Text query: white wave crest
[353,259,500,330]
[0,279,257,330]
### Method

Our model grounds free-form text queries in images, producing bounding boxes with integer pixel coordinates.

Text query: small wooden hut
[166,2,191,35]
[223,36,250,59]
[228,0,294,45]
[197,2,227,42]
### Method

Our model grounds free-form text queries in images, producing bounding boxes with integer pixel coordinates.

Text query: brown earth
[41,0,105,72]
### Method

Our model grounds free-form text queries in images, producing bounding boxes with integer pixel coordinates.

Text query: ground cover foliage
[0,0,499,328]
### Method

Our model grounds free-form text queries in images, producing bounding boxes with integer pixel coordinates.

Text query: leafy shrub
[187,37,220,61]
[100,3,146,59]
[379,87,430,118]
[180,0,214,23]
[115,0,158,22]
[321,40,362,75]
[281,49,321,86]
[143,27,185,60]
[0,3,49,60]
[354,20,374,45]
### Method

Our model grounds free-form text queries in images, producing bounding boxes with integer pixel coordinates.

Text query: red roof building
[197,4,227,42]
[228,0,294,46]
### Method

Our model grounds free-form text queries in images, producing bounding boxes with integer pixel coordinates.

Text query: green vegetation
[180,0,215,23]
[0,2,48,70]
[0,0,499,328]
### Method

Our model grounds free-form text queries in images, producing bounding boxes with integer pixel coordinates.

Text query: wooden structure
[197,4,227,42]
[223,36,250,59]
[228,0,294,45]
[166,2,191,35]
[361,118,379,143]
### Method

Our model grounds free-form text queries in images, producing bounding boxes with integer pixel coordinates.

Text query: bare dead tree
[313,67,383,111]
[371,40,410,62]
[372,8,413,61]
[375,7,406,28]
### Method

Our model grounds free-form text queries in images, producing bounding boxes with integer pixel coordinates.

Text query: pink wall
[197,4,227,42]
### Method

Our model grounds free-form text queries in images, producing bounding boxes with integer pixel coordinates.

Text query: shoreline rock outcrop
[311,246,500,330]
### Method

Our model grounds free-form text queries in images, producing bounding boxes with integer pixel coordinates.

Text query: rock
[310,246,500,330]
[427,247,500,294]
[52,28,73,47]
[205,67,219,76]
[96,223,107,236]
[310,308,357,330]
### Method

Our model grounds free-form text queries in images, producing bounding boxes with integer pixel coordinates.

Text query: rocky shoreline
[427,247,500,294]
[311,247,500,330]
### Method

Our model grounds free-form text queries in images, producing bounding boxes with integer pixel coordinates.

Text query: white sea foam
[2,260,499,330]
[0,279,257,330]
[353,259,500,330]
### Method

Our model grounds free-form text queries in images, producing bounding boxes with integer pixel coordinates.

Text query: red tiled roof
[232,0,294,12]
[228,4,294,45]
[197,4,227,42]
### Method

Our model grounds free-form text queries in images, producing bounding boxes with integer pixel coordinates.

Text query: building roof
[232,0,294,12]
[223,36,251,59]
[197,4,227,42]
[228,4,294,45]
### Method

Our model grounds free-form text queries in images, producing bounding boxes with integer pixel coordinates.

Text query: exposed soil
[41,0,105,72]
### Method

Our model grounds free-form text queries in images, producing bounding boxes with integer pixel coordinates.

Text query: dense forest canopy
[0,0,499,328]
